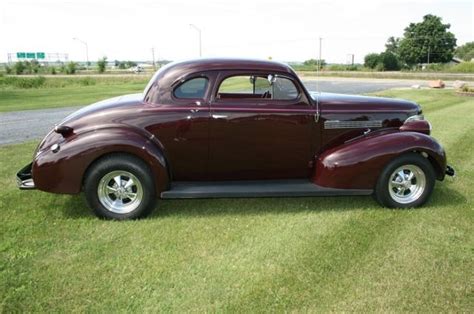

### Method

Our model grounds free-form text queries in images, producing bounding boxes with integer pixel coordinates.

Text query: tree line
[364,14,472,71]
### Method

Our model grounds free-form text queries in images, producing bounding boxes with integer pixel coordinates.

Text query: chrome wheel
[388,164,426,204]
[97,170,143,214]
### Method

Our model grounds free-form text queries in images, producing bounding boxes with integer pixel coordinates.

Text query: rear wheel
[84,154,156,219]
[374,153,435,208]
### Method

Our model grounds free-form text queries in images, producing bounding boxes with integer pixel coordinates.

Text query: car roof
[160,58,295,75]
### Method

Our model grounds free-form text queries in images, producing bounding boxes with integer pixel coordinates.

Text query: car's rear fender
[32,126,170,194]
[313,131,447,190]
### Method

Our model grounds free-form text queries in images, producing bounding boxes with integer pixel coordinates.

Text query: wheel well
[410,150,444,180]
[82,152,153,191]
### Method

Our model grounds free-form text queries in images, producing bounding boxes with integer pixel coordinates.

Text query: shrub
[364,53,380,69]
[97,57,107,73]
[30,59,40,74]
[66,62,77,74]
[5,66,12,74]
[14,62,26,75]
[379,51,401,71]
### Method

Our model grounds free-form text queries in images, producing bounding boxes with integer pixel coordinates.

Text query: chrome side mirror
[267,74,276,84]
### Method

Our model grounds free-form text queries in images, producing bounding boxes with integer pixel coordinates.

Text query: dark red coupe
[17,59,455,219]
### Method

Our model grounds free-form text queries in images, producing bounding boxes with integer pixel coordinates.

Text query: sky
[0,0,472,64]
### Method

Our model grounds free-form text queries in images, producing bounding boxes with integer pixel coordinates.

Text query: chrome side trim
[324,120,383,129]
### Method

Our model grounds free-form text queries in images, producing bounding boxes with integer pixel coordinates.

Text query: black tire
[84,154,156,220]
[374,153,435,208]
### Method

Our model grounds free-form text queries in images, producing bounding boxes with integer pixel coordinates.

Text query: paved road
[0,78,427,145]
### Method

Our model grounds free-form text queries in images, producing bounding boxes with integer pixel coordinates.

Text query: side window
[217,74,298,101]
[173,77,208,99]
[273,77,299,100]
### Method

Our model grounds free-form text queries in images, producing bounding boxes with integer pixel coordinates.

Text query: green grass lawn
[0,83,145,112]
[0,89,473,311]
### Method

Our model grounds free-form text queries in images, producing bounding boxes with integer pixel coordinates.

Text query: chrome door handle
[195,101,202,106]
[190,109,199,113]
[212,114,227,119]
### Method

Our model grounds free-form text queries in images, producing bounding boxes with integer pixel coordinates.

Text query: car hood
[60,93,144,125]
[310,92,421,113]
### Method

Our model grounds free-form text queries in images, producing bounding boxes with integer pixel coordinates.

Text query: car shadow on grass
[59,185,467,220]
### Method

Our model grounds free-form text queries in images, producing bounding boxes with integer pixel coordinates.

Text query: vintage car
[17,58,455,219]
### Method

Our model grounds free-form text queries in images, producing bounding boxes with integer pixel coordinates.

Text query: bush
[97,57,107,73]
[14,62,26,75]
[364,53,380,69]
[30,59,40,74]
[5,66,12,74]
[66,62,77,74]
[365,52,401,71]
[379,51,401,71]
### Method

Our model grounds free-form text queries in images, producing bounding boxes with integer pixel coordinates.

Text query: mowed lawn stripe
[223,210,415,312]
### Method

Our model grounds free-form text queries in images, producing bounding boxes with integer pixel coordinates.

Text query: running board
[160,180,372,199]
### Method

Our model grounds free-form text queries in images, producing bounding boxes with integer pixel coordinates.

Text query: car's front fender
[32,126,170,194]
[313,130,447,190]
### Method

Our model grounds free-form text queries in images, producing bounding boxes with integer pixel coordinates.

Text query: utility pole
[151,47,156,70]
[351,54,354,66]
[73,37,89,71]
[318,37,322,70]
[189,24,202,57]
[316,37,322,93]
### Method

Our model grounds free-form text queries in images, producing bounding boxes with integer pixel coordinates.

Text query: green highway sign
[16,52,47,59]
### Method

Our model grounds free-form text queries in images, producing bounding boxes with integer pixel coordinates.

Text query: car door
[209,71,317,180]
[145,73,214,181]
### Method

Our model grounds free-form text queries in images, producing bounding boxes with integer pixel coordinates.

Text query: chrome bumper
[16,162,36,190]
[445,165,455,177]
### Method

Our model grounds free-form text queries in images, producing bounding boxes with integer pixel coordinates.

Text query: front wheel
[84,154,156,219]
[374,153,435,208]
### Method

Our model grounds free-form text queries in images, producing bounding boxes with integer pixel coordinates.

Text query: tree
[455,42,474,61]
[398,14,456,66]
[385,36,401,54]
[97,57,107,73]
[364,53,380,69]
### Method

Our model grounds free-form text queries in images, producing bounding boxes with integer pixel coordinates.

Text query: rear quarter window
[173,77,208,99]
